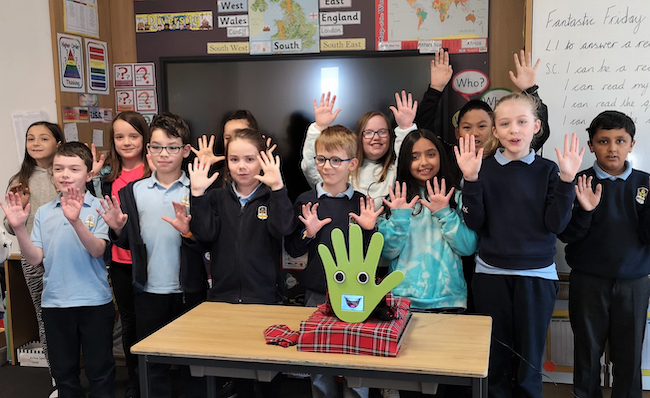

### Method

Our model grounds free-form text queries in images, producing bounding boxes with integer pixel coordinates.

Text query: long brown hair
[104,112,151,183]
[10,121,64,187]
[352,111,395,184]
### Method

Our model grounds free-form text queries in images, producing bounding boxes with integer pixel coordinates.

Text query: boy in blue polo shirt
[2,142,114,397]
[99,112,207,398]
[559,110,650,398]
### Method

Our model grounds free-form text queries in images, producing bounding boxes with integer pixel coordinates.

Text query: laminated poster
[85,39,109,95]
[58,34,85,93]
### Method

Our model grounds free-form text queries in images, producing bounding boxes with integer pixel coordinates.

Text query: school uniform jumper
[34,192,115,398]
[378,190,478,310]
[559,162,650,398]
[284,184,371,398]
[190,184,295,303]
[462,150,575,398]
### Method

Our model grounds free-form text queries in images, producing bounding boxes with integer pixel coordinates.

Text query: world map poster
[376,0,488,52]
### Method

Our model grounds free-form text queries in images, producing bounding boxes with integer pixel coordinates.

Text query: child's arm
[301,93,340,188]
[378,182,418,260]
[415,49,453,133]
[455,134,486,231]
[284,200,331,258]
[437,191,479,256]
[255,147,296,237]
[546,134,583,233]
[4,180,30,235]
[191,135,226,167]
[558,174,602,243]
[349,197,383,230]
[639,176,650,245]
[1,192,43,265]
[188,157,221,241]
[390,90,419,156]
[88,143,106,178]
[98,195,128,237]
[62,188,106,258]
[509,50,550,151]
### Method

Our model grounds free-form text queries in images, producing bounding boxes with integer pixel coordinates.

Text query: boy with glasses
[99,112,207,398]
[286,125,383,398]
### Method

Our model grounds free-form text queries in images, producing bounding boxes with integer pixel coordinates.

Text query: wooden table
[131,302,491,398]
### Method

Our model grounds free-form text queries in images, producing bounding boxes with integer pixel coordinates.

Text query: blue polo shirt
[133,171,190,294]
[32,191,111,308]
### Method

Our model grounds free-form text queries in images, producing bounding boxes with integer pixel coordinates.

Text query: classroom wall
[0,1,57,253]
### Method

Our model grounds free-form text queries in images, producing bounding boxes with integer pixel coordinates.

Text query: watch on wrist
[524,84,539,95]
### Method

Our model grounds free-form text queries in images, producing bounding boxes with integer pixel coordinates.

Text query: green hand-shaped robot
[318,224,404,323]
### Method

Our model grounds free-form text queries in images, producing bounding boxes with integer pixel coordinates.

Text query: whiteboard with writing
[532,1,650,172]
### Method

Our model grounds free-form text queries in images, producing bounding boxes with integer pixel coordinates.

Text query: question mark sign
[119,92,130,104]
[139,92,150,105]
[119,67,128,79]
[137,67,149,84]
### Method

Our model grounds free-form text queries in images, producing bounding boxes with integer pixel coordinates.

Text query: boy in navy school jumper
[559,110,650,398]
[2,142,114,397]
[456,92,583,398]
[285,125,383,398]
[99,112,207,398]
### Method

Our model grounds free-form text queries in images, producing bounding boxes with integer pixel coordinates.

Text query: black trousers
[569,270,650,398]
[135,291,206,398]
[473,273,558,398]
[110,262,138,389]
[42,302,116,398]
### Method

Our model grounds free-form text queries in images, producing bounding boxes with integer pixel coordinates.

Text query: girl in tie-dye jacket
[378,129,477,310]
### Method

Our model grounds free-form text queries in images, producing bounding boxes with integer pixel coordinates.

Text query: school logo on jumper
[257,205,268,220]
[181,194,190,207]
[636,187,648,205]
[84,215,95,228]
[462,205,469,214]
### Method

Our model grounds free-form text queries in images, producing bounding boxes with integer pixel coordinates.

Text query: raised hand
[9,183,30,209]
[382,181,419,210]
[298,202,332,238]
[318,224,405,323]
[555,133,585,182]
[60,187,84,222]
[97,195,128,231]
[509,49,540,92]
[420,177,454,214]
[430,48,453,91]
[188,156,219,197]
[1,192,30,229]
[389,90,418,129]
[454,134,483,181]
[161,201,191,235]
[575,175,602,212]
[313,92,341,130]
[254,146,284,191]
[87,143,106,178]
[191,135,225,166]
[349,196,383,230]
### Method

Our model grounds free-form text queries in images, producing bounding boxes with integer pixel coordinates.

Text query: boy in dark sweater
[285,125,382,398]
[559,110,650,398]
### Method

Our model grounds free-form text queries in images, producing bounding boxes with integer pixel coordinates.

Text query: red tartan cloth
[297,295,411,357]
[263,324,300,347]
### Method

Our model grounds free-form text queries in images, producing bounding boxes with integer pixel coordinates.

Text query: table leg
[473,377,487,398]
[139,354,150,398]
[206,375,216,398]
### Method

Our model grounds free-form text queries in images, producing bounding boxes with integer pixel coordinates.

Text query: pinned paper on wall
[134,63,155,87]
[115,89,135,112]
[85,39,109,95]
[114,64,134,87]
[12,110,48,164]
[64,123,79,143]
[93,129,104,148]
[136,89,158,112]
[64,0,99,38]
[57,33,85,93]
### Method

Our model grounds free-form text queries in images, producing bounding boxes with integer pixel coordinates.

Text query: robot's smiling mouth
[345,297,361,308]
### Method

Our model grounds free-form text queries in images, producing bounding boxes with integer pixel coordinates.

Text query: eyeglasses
[314,155,352,168]
[361,129,389,139]
[147,144,183,154]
